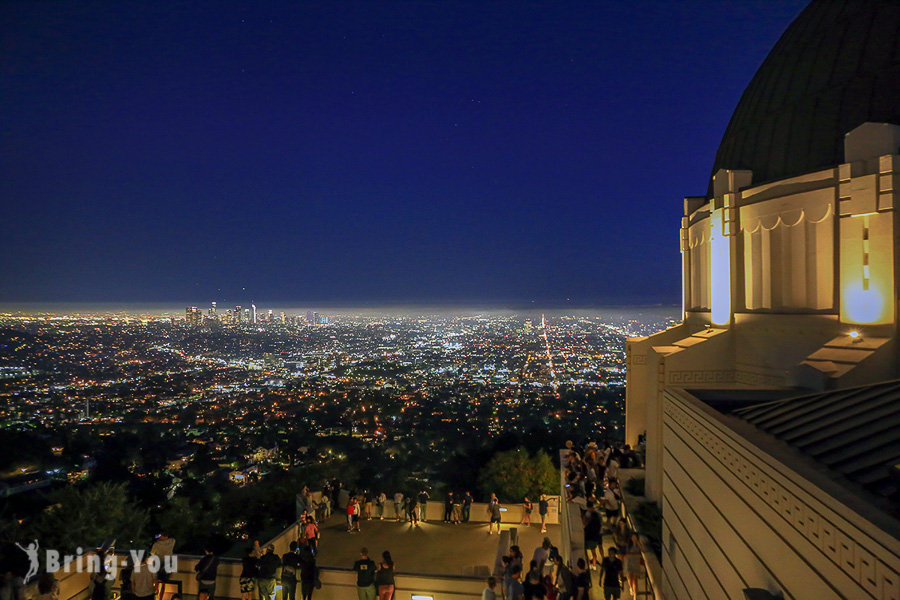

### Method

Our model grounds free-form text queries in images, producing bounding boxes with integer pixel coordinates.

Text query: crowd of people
[560,439,645,600]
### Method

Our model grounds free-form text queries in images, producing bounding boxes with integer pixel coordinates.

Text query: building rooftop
[733,378,900,515]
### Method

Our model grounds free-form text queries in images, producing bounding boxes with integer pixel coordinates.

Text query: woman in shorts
[520,497,533,526]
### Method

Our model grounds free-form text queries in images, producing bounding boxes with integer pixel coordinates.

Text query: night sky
[1,1,808,307]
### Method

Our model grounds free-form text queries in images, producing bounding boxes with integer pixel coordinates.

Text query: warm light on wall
[843,284,887,324]
[840,213,893,325]
[709,208,731,325]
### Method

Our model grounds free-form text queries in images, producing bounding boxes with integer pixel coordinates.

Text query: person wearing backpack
[194,547,220,600]
[281,542,301,600]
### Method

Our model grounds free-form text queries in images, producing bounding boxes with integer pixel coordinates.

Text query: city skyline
[1,1,808,305]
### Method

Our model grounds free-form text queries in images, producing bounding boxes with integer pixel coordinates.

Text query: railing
[619,469,662,600]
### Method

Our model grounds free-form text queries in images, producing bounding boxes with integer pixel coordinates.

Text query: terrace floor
[313,512,561,576]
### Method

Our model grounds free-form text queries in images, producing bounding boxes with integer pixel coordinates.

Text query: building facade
[625,2,900,598]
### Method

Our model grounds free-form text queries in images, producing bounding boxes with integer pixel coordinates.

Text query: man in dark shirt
[194,547,219,600]
[599,547,624,600]
[505,564,525,600]
[539,494,550,533]
[552,555,575,600]
[256,544,282,600]
[463,491,473,522]
[418,489,430,522]
[582,501,602,569]
[352,547,376,600]
[444,492,454,522]
[297,539,317,600]
[573,558,591,600]
[280,542,300,600]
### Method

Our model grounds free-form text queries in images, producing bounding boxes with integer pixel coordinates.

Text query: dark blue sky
[1,1,808,306]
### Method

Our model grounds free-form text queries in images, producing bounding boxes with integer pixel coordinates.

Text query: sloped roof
[733,379,900,512]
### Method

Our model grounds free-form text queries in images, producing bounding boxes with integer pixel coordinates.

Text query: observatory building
[626,2,900,598]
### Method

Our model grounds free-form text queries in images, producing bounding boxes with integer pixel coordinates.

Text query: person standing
[347,498,356,533]
[239,547,258,600]
[304,516,320,555]
[364,493,373,520]
[256,544,281,600]
[393,492,403,522]
[297,539,317,600]
[487,498,502,535]
[599,547,625,600]
[352,548,377,600]
[194,547,219,600]
[520,497,533,526]
[376,492,385,520]
[506,565,524,600]
[443,492,454,522]
[452,493,462,524]
[119,560,135,600]
[538,495,549,533]
[150,533,176,584]
[481,576,497,600]
[463,491,472,523]
[374,551,395,600]
[417,489,430,522]
[408,496,419,525]
[552,555,574,600]
[280,542,300,600]
[532,538,551,575]
[131,556,156,600]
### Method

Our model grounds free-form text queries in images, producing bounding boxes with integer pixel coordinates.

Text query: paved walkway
[313,513,561,576]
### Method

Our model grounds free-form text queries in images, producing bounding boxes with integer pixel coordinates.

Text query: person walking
[599,547,625,600]
[573,559,591,600]
[374,551,395,600]
[297,539,317,600]
[538,495,549,533]
[352,548,377,600]
[582,501,602,570]
[280,542,300,600]
[624,534,644,599]
[194,547,219,600]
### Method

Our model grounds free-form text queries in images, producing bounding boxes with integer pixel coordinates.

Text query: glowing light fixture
[709,208,731,326]
[848,330,860,338]
[411,596,435,600]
